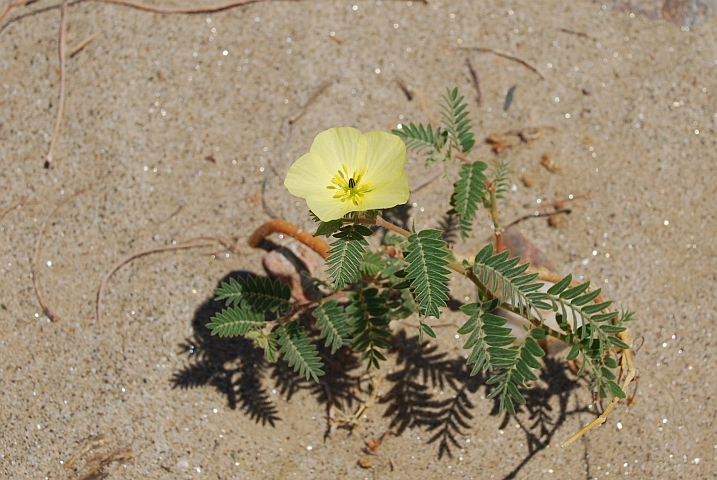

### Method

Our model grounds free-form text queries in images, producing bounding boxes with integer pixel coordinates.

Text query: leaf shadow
[381,329,488,458]
[172,270,281,426]
[495,356,589,480]
[382,330,590,463]
[173,270,363,430]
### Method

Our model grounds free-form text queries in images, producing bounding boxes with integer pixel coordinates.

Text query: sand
[1,0,716,478]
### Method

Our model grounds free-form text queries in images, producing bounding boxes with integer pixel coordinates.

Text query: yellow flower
[284,127,409,222]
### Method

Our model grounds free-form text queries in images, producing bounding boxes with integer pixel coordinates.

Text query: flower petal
[361,130,407,183]
[363,171,410,209]
[310,127,363,173]
[306,194,353,222]
[284,152,333,198]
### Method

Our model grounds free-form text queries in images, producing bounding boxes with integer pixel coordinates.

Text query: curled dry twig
[95,235,246,324]
[32,187,92,322]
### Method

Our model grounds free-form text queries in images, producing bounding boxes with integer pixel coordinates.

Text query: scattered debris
[396,79,414,101]
[540,152,559,173]
[64,434,132,480]
[504,85,517,111]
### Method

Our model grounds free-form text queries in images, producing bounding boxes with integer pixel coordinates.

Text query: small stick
[558,28,597,42]
[503,208,572,230]
[69,32,100,58]
[32,187,91,322]
[459,47,544,80]
[289,79,334,125]
[96,241,215,324]
[44,0,68,169]
[409,170,442,193]
[465,57,482,106]
[91,0,277,15]
[0,198,31,222]
[396,79,413,101]
[248,219,329,258]
[0,0,278,26]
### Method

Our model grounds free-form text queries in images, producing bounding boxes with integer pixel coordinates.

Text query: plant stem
[488,181,503,253]
[364,215,569,343]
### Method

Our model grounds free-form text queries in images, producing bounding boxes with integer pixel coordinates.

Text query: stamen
[327,164,373,206]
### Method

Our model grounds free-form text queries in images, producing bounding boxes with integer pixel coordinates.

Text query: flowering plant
[207,88,637,447]
[284,127,409,222]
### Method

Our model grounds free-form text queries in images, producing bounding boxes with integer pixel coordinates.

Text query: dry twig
[32,187,91,322]
[0,198,32,223]
[459,46,544,80]
[96,241,213,324]
[69,32,100,57]
[465,57,482,105]
[44,0,68,169]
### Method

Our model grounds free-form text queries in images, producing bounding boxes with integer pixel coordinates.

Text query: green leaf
[607,381,626,399]
[405,230,451,318]
[604,356,619,369]
[449,161,488,239]
[491,161,511,200]
[547,274,572,295]
[214,276,292,314]
[315,219,343,237]
[566,343,580,361]
[608,336,630,350]
[360,250,385,276]
[531,327,548,340]
[571,289,603,307]
[347,288,391,370]
[560,282,590,300]
[326,224,373,290]
[392,122,447,163]
[277,321,324,382]
[206,307,265,337]
[440,87,475,153]
[312,299,349,354]
[418,321,437,342]
[472,244,545,322]
[264,332,279,362]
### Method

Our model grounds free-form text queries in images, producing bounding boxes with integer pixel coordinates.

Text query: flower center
[327,164,373,205]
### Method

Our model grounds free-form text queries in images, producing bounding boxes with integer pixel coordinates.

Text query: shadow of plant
[173,270,363,429]
[381,330,588,463]
[174,272,588,467]
[172,270,281,426]
[381,330,488,458]
[497,356,589,480]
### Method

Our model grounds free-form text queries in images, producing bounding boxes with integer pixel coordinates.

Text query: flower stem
[487,181,503,253]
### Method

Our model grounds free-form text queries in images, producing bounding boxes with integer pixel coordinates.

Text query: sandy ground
[1,0,717,478]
